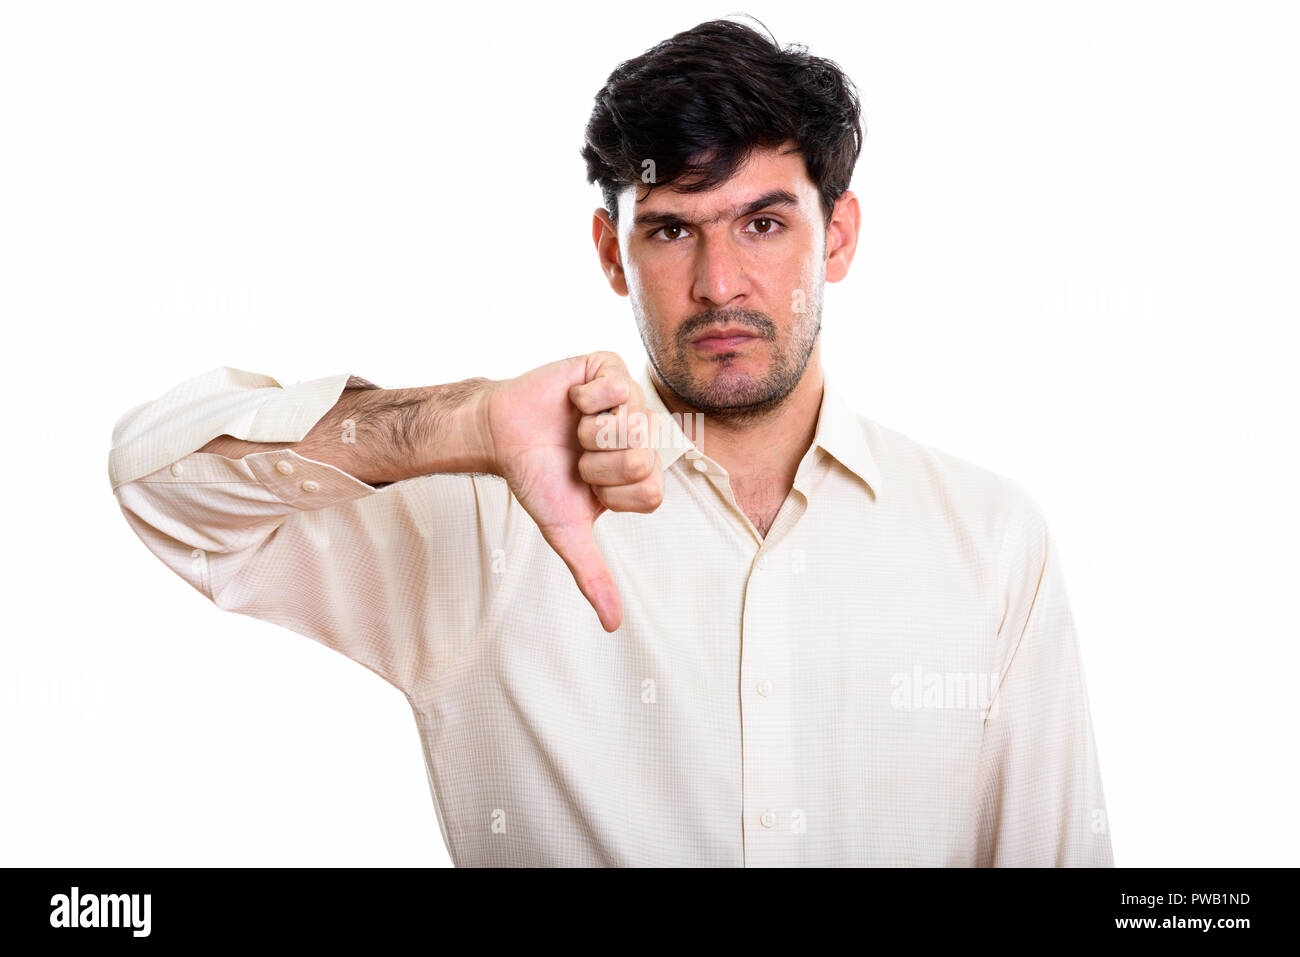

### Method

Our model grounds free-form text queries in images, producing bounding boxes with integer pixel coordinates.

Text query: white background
[2,0,1296,866]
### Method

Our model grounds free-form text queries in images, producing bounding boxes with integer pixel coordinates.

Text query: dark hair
[580,16,864,229]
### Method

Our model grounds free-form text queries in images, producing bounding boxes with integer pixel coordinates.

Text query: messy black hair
[580,15,864,229]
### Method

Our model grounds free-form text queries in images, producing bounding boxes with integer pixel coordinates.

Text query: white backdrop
[2,0,1296,866]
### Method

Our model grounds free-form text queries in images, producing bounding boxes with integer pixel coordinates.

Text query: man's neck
[649,353,825,490]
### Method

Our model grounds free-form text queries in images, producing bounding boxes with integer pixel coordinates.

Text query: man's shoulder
[862,415,1048,533]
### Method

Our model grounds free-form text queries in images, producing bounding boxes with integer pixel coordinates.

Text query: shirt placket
[681,446,817,866]
[738,546,798,865]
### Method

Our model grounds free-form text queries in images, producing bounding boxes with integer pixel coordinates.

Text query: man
[107,18,1113,866]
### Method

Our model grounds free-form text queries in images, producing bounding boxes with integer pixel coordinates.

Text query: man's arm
[971,508,1115,866]
[110,352,665,641]
[197,375,499,486]
[108,366,506,698]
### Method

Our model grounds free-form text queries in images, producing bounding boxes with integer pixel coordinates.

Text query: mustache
[677,309,776,344]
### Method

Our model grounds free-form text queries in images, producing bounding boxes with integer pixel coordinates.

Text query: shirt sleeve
[108,367,495,700]
[108,366,357,491]
[970,506,1115,867]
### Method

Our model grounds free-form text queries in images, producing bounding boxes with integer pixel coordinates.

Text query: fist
[482,351,664,632]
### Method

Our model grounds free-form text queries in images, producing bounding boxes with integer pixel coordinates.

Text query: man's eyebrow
[631,189,802,231]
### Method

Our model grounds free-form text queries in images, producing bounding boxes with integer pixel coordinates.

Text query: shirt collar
[635,360,882,497]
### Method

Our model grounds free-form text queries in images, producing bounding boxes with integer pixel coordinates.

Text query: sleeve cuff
[243,448,377,506]
[109,369,356,491]
[124,445,376,510]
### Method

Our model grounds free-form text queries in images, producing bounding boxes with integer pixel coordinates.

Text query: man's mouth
[690,327,761,353]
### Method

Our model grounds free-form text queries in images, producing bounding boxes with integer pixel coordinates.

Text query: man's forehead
[618,144,814,227]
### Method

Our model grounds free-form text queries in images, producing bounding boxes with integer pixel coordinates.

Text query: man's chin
[688,349,770,377]
[682,375,793,415]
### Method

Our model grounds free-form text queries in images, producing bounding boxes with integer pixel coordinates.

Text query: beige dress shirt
[107,361,1114,867]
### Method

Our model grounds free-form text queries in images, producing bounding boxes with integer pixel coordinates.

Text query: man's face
[611,142,828,420]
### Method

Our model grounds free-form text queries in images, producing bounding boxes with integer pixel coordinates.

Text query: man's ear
[592,208,629,296]
[824,190,861,283]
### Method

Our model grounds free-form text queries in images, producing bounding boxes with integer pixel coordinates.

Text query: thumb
[542,520,623,633]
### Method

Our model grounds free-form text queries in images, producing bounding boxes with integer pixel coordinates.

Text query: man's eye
[746,217,784,236]
[651,218,784,242]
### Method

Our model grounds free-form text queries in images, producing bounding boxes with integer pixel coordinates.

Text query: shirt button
[275,460,295,475]
[301,480,319,493]
[684,449,702,460]
[691,459,709,473]
[756,680,773,697]
[170,462,183,477]
[757,555,768,570]
[760,810,776,829]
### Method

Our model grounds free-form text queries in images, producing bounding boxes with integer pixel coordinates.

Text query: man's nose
[690,232,750,307]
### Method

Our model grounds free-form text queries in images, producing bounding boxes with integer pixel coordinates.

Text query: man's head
[581,17,864,422]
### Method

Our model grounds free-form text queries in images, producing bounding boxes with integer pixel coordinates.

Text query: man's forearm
[198,375,499,485]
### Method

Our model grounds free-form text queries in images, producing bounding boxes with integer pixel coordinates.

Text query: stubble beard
[637,287,823,427]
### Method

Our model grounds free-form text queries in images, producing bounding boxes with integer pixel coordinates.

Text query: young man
[108,18,1113,866]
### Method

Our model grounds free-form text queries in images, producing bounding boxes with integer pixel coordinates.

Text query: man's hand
[480,352,664,633]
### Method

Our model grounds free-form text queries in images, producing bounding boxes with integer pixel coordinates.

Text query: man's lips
[690,327,761,353]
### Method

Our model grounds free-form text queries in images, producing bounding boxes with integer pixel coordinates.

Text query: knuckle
[628,479,661,512]
[585,412,617,449]
[626,447,652,478]
[645,483,664,509]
